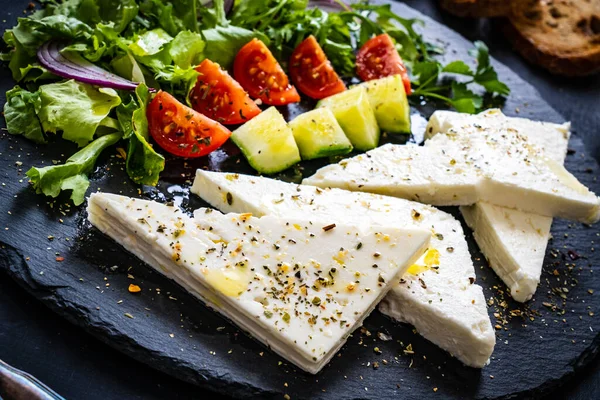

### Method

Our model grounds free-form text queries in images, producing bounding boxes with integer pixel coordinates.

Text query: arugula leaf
[139,0,199,37]
[116,84,165,186]
[352,3,428,61]
[3,86,45,143]
[26,132,122,205]
[38,80,121,147]
[49,0,138,33]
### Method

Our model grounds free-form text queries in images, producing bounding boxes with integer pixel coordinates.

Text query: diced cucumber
[231,107,301,175]
[360,75,411,134]
[317,86,380,151]
[289,108,353,160]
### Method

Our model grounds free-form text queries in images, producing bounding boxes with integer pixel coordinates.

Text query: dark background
[1,0,599,399]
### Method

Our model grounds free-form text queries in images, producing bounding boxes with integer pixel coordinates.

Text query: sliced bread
[504,0,600,76]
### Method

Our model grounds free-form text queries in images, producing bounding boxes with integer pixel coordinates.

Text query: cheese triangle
[303,119,599,223]
[87,192,429,374]
[427,109,571,302]
[191,171,496,368]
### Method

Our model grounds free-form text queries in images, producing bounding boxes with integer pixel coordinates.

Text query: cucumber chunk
[289,108,353,160]
[317,86,380,151]
[360,75,411,134]
[231,107,301,174]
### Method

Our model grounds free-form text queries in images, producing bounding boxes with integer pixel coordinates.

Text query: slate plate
[1,1,599,399]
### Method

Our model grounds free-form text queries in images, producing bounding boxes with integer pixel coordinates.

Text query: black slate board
[1,1,599,399]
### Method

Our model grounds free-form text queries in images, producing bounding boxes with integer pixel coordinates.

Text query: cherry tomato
[356,33,412,95]
[234,38,300,106]
[289,35,346,99]
[147,91,231,158]
[190,59,261,125]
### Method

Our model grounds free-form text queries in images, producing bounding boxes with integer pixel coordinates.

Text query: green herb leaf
[469,41,510,96]
[442,60,473,76]
[3,86,44,143]
[449,82,483,114]
[37,80,121,147]
[139,0,199,37]
[26,132,122,205]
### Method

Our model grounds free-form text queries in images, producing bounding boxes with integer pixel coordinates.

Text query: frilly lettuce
[37,80,122,147]
[26,132,122,206]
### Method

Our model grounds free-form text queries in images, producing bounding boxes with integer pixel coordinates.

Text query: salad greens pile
[1,0,509,205]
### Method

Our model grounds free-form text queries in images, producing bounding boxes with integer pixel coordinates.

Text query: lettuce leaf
[26,132,122,205]
[116,84,165,186]
[37,80,121,147]
[202,26,265,69]
[2,15,93,80]
[169,31,205,69]
[154,65,200,102]
[3,86,45,143]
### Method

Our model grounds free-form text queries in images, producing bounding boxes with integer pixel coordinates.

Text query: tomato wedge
[190,59,261,125]
[234,38,300,106]
[147,91,231,158]
[289,35,346,99]
[356,33,412,95]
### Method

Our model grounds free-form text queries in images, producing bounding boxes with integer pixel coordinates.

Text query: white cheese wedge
[191,171,496,368]
[426,109,571,302]
[303,122,600,223]
[87,192,429,374]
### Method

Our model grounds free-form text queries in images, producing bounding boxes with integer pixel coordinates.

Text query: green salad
[1,0,509,205]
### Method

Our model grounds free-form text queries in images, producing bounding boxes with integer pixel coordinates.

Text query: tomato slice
[356,33,412,95]
[234,38,300,106]
[147,91,232,158]
[190,59,261,125]
[289,35,346,99]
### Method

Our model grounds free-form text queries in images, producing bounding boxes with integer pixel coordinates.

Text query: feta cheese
[303,118,599,223]
[427,109,570,302]
[191,171,496,368]
[87,193,429,374]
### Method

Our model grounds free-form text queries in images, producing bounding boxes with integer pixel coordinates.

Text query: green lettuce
[116,84,165,186]
[3,86,45,144]
[26,132,122,205]
[37,80,122,147]
[2,15,93,80]
[154,65,200,102]
[202,26,265,68]
[169,31,205,69]
[41,0,138,33]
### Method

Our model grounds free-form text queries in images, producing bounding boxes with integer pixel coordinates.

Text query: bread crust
[505,0,600,76]
[439,0,512,18]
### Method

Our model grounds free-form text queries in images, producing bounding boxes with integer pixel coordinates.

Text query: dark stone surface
[1,1,599,399]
